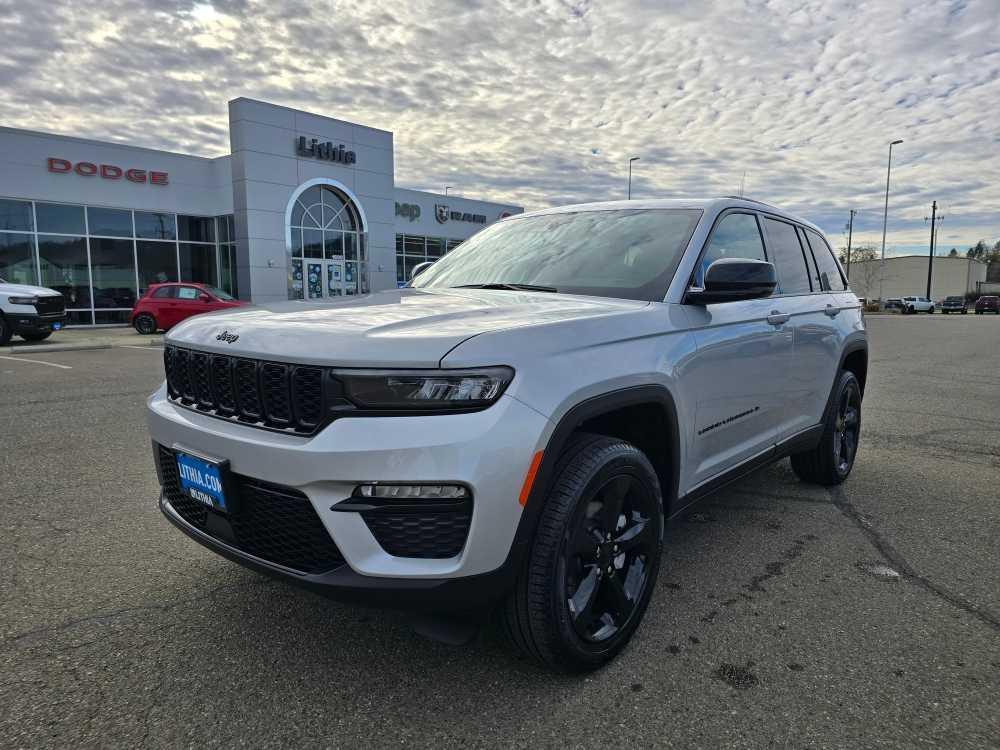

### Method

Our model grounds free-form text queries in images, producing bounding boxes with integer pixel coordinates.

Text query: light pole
[878,139,903,305]
[444,186,452,196]
[925,201,937,299]
[627,156,640,200]
[845,209,857,280]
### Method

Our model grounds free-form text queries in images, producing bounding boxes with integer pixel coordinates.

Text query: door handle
[766,311,790,326]
[824,304,840,317]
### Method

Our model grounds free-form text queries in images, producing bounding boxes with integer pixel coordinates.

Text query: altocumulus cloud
[0,0,997,252]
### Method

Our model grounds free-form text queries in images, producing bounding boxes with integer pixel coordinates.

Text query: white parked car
[901,296,934,314]
[0,277,67,344]
[147,197,868,672]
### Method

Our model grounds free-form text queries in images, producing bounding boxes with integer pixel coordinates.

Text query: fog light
[356,484,468,500]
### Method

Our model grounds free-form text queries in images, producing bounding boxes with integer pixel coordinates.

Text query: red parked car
[130,283,247,334]
[974,295,999,315]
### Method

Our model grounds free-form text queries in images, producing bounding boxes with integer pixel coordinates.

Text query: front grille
[361,504,473,559]
[158,446,344,574]
[164,345,333,435]
[33,295,65,317]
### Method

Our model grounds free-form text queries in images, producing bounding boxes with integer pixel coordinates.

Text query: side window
[805,229,847,291]
[696,212,766,286]
[152,286,175,299]
[177,286,200,300]
[797,227,822,290]
[763,218,811,295]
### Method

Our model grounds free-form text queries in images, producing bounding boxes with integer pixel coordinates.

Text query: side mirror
[199,293,211,303]
[410,260,435,281]
[686,258,777,305]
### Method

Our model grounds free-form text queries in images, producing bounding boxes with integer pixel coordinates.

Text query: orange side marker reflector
[519,451,544,506]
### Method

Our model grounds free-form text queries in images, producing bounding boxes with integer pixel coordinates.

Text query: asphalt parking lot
[1,316,998,749]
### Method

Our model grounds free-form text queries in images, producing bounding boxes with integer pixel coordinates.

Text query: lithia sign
[295,136,357,165]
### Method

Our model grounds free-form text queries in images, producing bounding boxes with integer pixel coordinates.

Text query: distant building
[846,255,987,300]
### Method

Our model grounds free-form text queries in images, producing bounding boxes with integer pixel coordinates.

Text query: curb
[2,338,163,355]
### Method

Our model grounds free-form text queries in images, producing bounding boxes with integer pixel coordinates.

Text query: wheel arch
[513,385,682,550]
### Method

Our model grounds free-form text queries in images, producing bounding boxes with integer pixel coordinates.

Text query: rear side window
[805,230,847,291]
[696,212,766,286]
[152,286,175,299]
[177,286,200,300]
[763,218,811,295]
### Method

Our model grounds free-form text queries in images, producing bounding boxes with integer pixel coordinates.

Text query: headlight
[8,296,38,305]
[336,367,514,410]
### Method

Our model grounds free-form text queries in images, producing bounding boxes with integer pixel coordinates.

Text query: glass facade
[0,196,236,325]
[395,234,463,286]
[288,185,367,300]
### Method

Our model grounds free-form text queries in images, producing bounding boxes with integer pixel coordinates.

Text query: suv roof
[512,197,825,235]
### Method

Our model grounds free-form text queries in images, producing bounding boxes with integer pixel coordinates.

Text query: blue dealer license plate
[176,452,228,512]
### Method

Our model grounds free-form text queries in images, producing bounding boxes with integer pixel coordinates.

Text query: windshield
[204,286,235,301]
[411,208,703,301]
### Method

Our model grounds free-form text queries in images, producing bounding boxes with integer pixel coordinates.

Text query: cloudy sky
[1,0,997,254]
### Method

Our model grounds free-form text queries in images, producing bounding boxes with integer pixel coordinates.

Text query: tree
[967,240,989,259]
[839,244,880,298]
[949,248,958,257]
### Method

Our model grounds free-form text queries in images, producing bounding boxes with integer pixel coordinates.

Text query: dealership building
[846,255,987,301]
[0,98,522,325]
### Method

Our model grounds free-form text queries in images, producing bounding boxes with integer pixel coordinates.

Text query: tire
[19,331,52,342]
[0,314,11,346]
[498,434,664,673]
[961,309,967,315]
[133,313,157,335]
[790,370,861,486]
[928,307,934,314]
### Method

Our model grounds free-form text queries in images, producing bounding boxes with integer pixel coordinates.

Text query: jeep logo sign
[395,202,421,222]
[47,157,168,185]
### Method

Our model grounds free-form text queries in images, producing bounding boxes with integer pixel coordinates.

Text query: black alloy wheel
[134,314,157,335]
[561,473,658,644]
[790,369,862,486]
[498,434,664,672]
[832,378,861,476]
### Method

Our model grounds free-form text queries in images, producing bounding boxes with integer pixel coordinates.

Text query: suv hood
[0,282,62,297]
[165,288,648,367]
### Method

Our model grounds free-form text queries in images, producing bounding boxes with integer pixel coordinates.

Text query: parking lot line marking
[0,355,72,369]
[121,345,164,351]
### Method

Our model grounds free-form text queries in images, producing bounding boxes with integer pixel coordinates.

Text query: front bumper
[11,312,66,334]
[148,383,551,600]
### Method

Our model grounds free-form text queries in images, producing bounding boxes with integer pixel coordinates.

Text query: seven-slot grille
[158,446,344,574]
[33,295,65,317]
[164,345,332,434]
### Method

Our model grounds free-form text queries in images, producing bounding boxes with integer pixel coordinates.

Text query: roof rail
[721,195,781,210]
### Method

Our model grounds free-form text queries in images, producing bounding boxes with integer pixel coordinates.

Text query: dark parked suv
[975,296,999,315]
[941,296,968,314]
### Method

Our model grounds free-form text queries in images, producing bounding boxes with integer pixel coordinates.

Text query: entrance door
[325,259,344,297]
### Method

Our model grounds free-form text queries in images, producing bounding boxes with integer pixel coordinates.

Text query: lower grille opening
[158,446,344,574]
[361,504,472,559]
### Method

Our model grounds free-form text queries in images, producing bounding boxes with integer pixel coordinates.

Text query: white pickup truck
[901,296,935,314]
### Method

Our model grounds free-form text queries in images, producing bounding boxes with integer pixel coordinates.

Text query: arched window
[287,183,368,299]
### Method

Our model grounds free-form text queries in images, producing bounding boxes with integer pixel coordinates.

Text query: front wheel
[928,307,934,314]
[498,434,664,672]
[791,370,861,486]
[0,314,11,346]
[19,331,52,342]
[133,313,157,335]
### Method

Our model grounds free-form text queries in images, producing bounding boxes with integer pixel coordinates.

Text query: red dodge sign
[47,157,168,185]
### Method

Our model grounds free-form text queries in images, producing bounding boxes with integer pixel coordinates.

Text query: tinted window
[36,203,86,234]
[0,198,33,231]
[37,235,90,306]
[179,242,217,285]
[87,207,134,238]
[152,286,175,299]
[89,237,137,308]
[797,227,822,290]
[177,286,200,300]
[137,240,178,292]
[135,211,176,240]
[805,229,846,291]
[0,232,36,284]
[763,218,811,295]
[177,215,215,243]
[696,212,766,286]
[412,209,703,302]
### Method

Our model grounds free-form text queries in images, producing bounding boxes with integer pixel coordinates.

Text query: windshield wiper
[453,283,558,293]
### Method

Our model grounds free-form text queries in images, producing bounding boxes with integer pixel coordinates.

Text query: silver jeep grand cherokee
[148,197,867,672]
